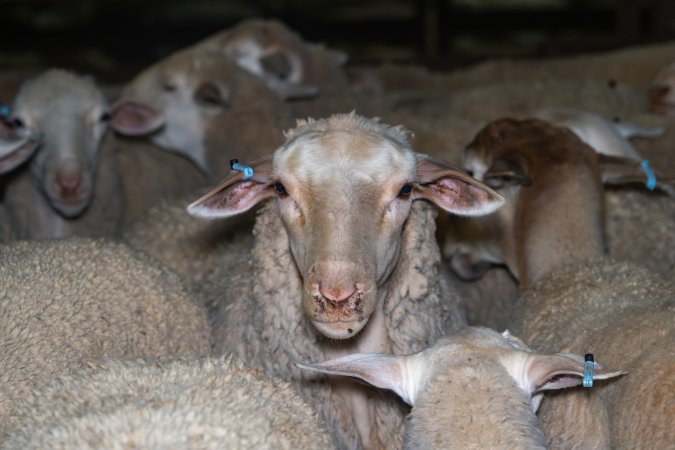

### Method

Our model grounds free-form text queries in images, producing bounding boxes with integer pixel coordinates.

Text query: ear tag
[230,159,254,180]
[641,160,657,191]
[0,104,10,121]
[583,353,595,388]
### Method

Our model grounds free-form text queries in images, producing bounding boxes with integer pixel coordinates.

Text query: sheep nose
[319,284,356,307]
[56,173,82,196]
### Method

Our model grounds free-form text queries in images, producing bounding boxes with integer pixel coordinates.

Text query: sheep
[647,59,675,115]
[348,41,675,96]
[197,18,349,101]
[185,113,504,449]
[0,69,124,239]
[299,327,625,450]
[109,46,294,178]
[454,118,675,448]
[0,238,211,428]
[123,192,255,306]
[1,356,334,449]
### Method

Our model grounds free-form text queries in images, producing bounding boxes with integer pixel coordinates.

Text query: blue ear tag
[0,104,10,120]
[230,159,254,180]
[641,160,657,191]
[583,353,594,388]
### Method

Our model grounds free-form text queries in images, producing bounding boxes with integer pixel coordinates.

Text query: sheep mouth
[311,318,368,340]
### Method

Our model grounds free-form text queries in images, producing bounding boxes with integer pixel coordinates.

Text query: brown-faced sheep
[455,118,675,449]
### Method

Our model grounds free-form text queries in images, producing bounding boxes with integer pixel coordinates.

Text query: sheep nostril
[319,284,357,307]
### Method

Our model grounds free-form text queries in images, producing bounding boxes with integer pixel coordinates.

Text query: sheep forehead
[15,73,106,117]
[274,129,416,186]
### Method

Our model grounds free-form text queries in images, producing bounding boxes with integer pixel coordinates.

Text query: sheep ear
[187,157,274,218]
[296,353,416,406]
[0,121,41,174]
[599,154,675,198]
[526,353,626,395]
[415,155,505,216]
[483,157,531,189]
[109,100,165,136]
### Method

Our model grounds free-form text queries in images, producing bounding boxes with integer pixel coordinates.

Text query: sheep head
[297,327,625,447]
[446,118,675,288]
[109,47,287,174]
[649,61,675,115]
[5,70,109,218]
[198,18,347,100]
[189,114,503,340]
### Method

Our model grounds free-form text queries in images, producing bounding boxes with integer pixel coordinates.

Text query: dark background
[1,0,674,83]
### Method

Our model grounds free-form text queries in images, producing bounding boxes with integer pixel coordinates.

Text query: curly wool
[0,238,211,430]
[124,193,255,307]
[1,357,333,450]
[509,258,675,450]
[211,200,464,449]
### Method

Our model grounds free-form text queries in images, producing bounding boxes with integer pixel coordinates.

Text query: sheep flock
[0,17,673,450]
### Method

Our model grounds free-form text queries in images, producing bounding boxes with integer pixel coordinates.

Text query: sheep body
[1,357,333,450]
[509,258,675,449]
[0,238,210,429]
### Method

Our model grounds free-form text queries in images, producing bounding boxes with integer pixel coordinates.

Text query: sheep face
[649,63,675,115]
[110,48,283,173]
[6,70,109,218]
[188,114,504,340]
[199,19,347,100]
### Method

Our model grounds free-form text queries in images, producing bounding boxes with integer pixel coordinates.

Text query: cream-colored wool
[0,238,211,429]
[124,193,255,306]
[509,258,675,450]
[1,357,334,450]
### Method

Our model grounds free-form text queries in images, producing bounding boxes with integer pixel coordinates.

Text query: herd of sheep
[0,17,673,450]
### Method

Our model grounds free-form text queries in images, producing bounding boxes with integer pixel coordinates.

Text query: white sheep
[455,118,675,448]
[1,357,334,449]
[109,46,294,178]
[299,327,624,450]
[0,69,123,239]
[0,238,211,428]
[185,112,504,449]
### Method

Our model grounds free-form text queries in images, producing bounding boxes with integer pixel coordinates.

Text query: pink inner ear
[424,177,494,215]
[109,101,163,136]
[540,373,583,391]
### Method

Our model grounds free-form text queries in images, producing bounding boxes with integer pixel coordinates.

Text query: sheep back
[0,238,211,426]
[509,258,674,450]
[1,357,334,450]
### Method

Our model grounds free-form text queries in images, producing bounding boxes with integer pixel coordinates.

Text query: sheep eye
[12,117,25,128]
[273,182,287,196]
[398,183,413,197]
[99,112,111,122]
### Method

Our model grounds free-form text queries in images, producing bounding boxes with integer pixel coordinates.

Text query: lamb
[197,18,349,101]
[299,327,624,450]
[186,113,504,449]
[454,118,675,448]
[1,357,333,449]
[0,238,211,428]
[109,46,294,178]
[0,69,124,239]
